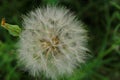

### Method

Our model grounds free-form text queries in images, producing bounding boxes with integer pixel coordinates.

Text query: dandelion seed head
[18,5,88,80]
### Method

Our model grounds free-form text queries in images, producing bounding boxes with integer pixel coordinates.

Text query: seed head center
[40,36,60,57]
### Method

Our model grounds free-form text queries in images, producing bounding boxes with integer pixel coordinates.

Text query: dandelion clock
[16,5,89,80]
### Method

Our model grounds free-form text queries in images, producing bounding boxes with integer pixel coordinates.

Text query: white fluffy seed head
[17,5,89,80]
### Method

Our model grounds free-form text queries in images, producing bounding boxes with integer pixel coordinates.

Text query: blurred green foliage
[0,0,120,80]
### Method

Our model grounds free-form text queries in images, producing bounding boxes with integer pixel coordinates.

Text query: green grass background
[0,0,120,80]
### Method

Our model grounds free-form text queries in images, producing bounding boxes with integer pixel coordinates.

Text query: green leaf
[110,1,120,10]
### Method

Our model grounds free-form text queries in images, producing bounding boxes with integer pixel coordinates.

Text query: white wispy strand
[17,5,88,80]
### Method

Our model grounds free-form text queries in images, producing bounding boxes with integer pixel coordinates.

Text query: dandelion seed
[18,5,89,80]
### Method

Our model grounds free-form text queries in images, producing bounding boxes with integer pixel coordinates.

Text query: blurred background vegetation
[0,0,120,80]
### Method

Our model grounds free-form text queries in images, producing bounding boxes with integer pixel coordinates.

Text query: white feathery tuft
[17,5,89,80]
